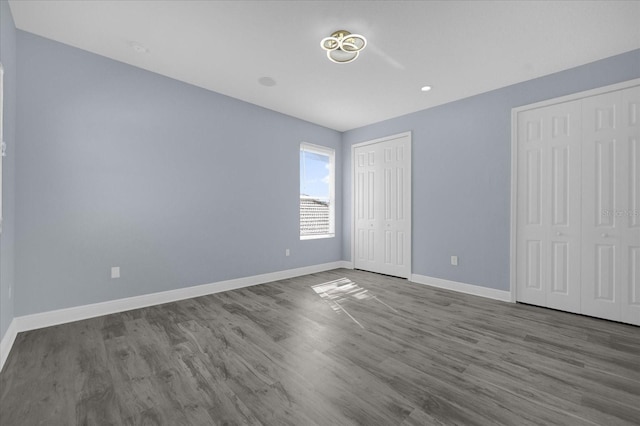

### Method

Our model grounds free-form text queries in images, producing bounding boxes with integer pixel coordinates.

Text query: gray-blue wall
[343,49,640,291]
[15,31,342,316]
[0,0,17,342]
[7,19,640,320]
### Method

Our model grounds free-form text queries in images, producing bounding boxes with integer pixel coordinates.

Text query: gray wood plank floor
[1,268,639,425]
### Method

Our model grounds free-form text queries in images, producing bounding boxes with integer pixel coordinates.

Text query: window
[300,143,335,239]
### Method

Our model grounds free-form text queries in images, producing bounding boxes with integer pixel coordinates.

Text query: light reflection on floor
[311,277,398,329]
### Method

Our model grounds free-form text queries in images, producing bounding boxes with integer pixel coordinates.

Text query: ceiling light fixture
[320,30,367,64]
[421,86,432,92]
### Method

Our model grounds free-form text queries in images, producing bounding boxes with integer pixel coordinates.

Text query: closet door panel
[620,86,640,325]
[546,102,582,313]
[516,101,581,312]
[581,91,623,322]
[354,149,378,270]
[517,109,549,306]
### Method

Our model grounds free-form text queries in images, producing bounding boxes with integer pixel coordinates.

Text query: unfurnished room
[0,1,639,425]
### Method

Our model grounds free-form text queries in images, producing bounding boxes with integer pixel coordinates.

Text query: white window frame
[300,142,335,240]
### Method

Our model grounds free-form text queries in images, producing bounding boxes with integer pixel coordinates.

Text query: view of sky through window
[300,150,330,199]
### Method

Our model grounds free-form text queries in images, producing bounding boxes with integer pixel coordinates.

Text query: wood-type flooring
[1,269,639,425]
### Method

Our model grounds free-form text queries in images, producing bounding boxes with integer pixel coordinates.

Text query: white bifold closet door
[516,83,639,326]
[353,133,411,279]
[581,86,640,324]
[516,100,583,314]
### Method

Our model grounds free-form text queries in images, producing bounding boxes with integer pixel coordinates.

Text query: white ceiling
[8,1,640,131]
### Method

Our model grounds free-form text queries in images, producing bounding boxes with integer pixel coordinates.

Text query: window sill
[300,234,335,240]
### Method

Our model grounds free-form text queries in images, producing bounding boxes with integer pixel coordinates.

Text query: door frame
[351,131,412,278]
[509,78,640,303]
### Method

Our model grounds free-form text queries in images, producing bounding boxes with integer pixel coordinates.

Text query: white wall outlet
[8,285,11,300]
[111,266,120,279]
[451,256,458,266]
[285,249,290,257]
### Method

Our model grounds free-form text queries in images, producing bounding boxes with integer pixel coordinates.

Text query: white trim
[509,105,519,303]
[411,274,512,302]
[15,261,346,332]
[0,261,349,372]
[512,78,640,115]
[0,61,4,233]
[300,234,335,240]
[351,131,412,279]
[0,319,18,373]
[351,131,412,149]
[337,260,354,269]
[509,79,640,301]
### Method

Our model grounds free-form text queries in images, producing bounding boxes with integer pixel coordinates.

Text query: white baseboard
[0,319,18,373]
[410,274,512,302]
[0,261,349,372]
[337,260,354,269]
[16,261,349,332]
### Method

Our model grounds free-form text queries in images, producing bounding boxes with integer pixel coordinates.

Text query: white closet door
[354,146,379,273]
[516,107,549,306]
[581,87,640,325]
[546,101,583,313]
[378,137,410,278]
[516,101,582,312]
[354,133,411,278]
[581,90,621,321]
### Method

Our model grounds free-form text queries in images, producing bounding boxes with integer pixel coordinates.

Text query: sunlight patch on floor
[311,277,398,329]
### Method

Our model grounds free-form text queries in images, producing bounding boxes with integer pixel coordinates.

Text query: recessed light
[258,77,277,87]
[421,86,432,92]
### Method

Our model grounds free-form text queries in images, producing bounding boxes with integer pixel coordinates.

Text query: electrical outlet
[111,266,120,279]
[451,256,458,266]
[285,249,290,257]
[8,285,11,299]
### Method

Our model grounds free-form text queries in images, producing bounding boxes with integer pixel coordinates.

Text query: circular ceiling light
[421,86,432,92]
[320,30,367,64]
